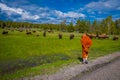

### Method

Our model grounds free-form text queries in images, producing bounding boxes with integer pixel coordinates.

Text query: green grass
[90,39,120,59]
[0,28,120,80]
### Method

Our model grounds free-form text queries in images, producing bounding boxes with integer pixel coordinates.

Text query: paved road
[71,58,120,80]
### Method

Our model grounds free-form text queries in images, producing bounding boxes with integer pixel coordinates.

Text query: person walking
[81,33,92,64]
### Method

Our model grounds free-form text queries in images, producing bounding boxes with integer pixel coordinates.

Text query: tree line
[0,16,120,35]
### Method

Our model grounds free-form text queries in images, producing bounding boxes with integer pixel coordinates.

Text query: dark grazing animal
[113,36,119,40]
[87,34,97,39]
[58,33,62,39]
[43,31,46,37]
[98,34,109,39]
[32,30,36,33]
[70,34,74,40]
[2,30,8,34]
[26,32,32,35]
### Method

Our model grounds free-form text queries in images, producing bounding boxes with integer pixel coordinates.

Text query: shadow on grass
[0,53,70,75]
[77,57,83,62]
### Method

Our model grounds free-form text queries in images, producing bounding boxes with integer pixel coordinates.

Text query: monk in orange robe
[81,33,92,64]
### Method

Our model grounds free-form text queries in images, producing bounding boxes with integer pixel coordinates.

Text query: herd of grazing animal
[87,33,109,39]
[87,33,119,40]
[1,28,119,40]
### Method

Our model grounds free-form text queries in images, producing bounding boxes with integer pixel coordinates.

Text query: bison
[26,31,32,35]
[87,34,97,39]
[70,34,74,40]
[32,30,36,33]
[58,33,62,39]
[43,31,46,37]
[98,34,109,39]
[2,30,8,34]
[113,36,119,40]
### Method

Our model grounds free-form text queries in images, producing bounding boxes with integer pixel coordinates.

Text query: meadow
[0,28,120,80]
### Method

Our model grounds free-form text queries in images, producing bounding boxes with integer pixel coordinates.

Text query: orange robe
[81,34,92,58]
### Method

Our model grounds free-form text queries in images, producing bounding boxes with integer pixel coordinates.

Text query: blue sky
[0,0,120,24]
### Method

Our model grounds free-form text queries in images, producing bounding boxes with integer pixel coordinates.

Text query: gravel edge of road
[20,52,120,80]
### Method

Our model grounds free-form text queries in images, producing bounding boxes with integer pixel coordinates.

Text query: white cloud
[87,9,95,14]
[39,7,49,12]
[78,0,120,16]
[0,2,86,24]
[117,7,120,10]
[66,12,85,18]
[0,3,40,20]
[85,0,120,11]
[0,3,23,15]
[47,17,56,21]
[54,10,86,18]
[21,12,40,20]
[54,10,63,17]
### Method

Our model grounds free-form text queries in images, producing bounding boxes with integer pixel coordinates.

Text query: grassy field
[0,28,120,80]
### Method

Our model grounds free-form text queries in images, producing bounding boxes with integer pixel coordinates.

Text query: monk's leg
[85,52,88,64]
[82,58,86,64]
[85,58,88,64]
[82,47,89,64]
[82,52,88,64]
[82,50,87,64]
[82,49,85,64]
